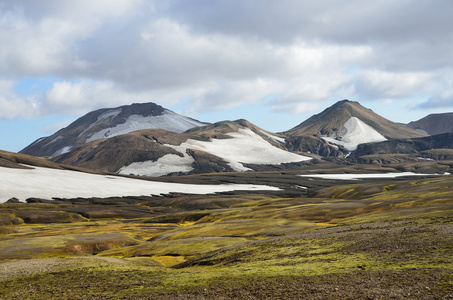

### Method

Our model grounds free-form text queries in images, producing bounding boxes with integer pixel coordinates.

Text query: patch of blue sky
[13,76,61,96]
[0,115,77,153]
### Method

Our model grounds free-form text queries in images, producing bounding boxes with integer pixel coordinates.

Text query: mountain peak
[286,99,427,143]
[20,102,207,157]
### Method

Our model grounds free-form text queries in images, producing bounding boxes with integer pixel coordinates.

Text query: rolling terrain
[0,161,452,299]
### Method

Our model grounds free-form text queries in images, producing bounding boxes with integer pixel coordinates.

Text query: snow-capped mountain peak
[20,102,207,157]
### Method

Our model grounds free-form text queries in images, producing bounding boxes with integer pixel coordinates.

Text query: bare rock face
[349,133,453,162]
[20,102,207,158]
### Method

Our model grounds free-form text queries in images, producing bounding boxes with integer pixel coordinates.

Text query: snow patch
[44,136,63,147]
[321,117,387,151]
[119,154,195,177]
[51,146,72,157]
[299,172,436,180]
[97,108,122,122]
[0,165,280,202]
[86,110,204,142]
[30,137,46,146]
[417,157,435,161]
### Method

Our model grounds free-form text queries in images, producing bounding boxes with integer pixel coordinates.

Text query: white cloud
[0,80,40,119]
[43,80,157,115]
[0,0,452,122]
[353,70,434,100]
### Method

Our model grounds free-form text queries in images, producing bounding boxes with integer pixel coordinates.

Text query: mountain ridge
[407,112,453,135]
[53,119,312,176]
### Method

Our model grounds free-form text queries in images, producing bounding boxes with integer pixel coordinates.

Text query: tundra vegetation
[0,161,452,299]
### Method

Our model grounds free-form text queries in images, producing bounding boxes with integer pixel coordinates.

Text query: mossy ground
[0,171,452,299]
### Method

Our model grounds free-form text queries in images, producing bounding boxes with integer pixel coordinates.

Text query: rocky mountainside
[349,133,453,163]
[284,100,427,154]
[53,119,312,176]
[407,112,453,135]
[20,102,207,157]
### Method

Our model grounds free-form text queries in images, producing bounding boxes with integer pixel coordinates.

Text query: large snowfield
[0,165,280,203]
[322,117,387,151]
[119,128,312,176]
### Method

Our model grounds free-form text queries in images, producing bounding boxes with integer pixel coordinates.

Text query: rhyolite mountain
[53,119,312,176]
[407,112,453,135]
[284,100,428,155]
[20,102,207,157]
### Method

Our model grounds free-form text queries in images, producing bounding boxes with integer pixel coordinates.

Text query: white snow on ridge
[86,110,205,143]
[322,117,387,151]
[97,108,122,122]
[299,172,437,180]
[0,165,280,203]
[51,146,72,157]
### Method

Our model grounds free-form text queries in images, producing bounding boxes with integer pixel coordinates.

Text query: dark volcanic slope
[407,112,453,135]
[0,150,101,174]
[20,102,206,158]
[350,132,453,159]
[53,129,192,173]
[286,100,427,139]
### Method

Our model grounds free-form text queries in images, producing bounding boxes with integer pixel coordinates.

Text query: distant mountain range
[19,100,453,176]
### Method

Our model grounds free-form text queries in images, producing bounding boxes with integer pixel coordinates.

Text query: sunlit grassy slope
[0,170,452,299]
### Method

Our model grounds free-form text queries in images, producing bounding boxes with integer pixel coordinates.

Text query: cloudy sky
[1,0,453,152]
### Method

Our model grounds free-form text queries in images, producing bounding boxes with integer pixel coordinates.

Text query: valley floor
[0,164,452,299]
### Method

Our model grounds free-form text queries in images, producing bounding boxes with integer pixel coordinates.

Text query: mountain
[20,102,207,157]
[53,119,312,176]
[407,113,453,135]
[285,100,427,153]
